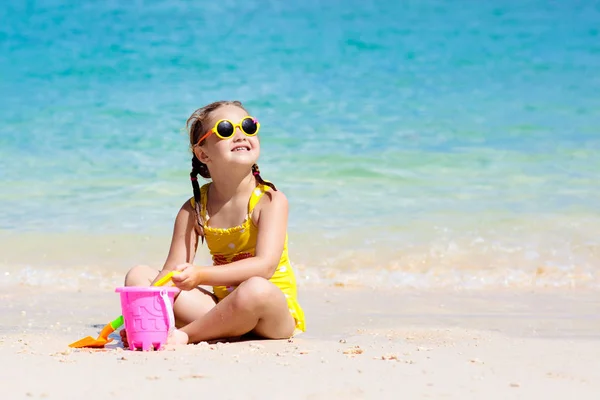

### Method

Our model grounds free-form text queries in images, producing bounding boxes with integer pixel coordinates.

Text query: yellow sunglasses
[198,116,260,143]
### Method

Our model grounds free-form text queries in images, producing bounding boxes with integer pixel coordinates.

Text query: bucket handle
[159,289,175,333]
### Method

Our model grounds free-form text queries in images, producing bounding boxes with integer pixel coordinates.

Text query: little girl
[123,100,305,345]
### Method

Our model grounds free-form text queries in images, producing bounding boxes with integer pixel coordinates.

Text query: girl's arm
[172,191,288,289]
[150,199,199,285]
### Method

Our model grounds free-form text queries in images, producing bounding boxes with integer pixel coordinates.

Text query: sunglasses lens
[241,117,258,135]
[216,120,234,137]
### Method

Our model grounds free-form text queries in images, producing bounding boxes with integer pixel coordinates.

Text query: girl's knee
[124,265,156,286]
[233,277,279,313]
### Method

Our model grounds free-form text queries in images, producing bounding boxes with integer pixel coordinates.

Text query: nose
[232,126,247,141]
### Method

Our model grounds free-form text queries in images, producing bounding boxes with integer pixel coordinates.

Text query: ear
[193,145,210,164]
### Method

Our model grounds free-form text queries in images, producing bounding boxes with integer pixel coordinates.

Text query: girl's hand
[171,263,202,290]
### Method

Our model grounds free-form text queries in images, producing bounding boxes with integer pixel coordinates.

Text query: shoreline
[1,230,598,290]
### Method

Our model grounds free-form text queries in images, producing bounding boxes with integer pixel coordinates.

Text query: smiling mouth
[232,145,251,152]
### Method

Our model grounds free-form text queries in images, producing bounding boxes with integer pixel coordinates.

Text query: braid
[192,155,211,179]
[190,156,205,243]
[252,164,277,191]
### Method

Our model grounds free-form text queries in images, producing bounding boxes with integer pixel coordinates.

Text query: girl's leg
[175,276,296,344]
[124,265,217,327]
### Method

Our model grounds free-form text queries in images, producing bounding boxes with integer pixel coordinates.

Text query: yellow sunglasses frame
[198,116,260,144]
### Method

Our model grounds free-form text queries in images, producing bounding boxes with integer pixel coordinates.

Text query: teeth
[233,147,249,151]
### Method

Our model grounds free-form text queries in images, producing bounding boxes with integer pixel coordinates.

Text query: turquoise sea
[1,0,599,289]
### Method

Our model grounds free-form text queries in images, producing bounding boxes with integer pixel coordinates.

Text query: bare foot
[165,329,189,348]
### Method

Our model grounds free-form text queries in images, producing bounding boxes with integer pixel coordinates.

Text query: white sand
[1,286,599,399]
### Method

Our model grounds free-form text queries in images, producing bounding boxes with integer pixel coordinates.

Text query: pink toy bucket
[115,286,180,351]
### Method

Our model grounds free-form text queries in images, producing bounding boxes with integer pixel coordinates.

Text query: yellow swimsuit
[191,182,306,333]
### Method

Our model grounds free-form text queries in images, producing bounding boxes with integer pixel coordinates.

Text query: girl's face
[194,104,261,171]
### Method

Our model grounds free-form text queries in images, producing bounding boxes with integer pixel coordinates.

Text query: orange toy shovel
[68,315,124,349]
[69,271,178,348]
